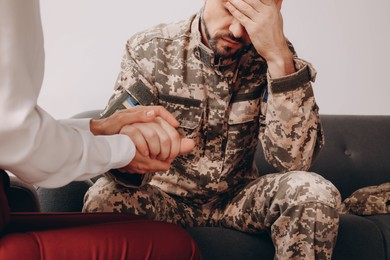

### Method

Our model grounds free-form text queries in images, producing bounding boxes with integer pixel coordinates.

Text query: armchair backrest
[255,115,390,200]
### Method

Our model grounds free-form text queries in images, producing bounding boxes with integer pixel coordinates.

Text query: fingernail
[146,110,155,117]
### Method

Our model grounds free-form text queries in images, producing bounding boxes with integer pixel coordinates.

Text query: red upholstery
[7,212,145,232]
[0,171,201,259]
[1,216,200,259]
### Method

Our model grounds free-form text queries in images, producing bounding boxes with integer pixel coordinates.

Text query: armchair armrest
[9,175,40,212]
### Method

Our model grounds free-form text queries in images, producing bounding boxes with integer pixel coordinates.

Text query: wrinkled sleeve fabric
[101,37,160,188]
[0,0,135,188]
[259,53,324,173]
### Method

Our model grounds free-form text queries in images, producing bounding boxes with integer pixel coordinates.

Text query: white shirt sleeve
[59,118,93,131]
[0,0,135,188]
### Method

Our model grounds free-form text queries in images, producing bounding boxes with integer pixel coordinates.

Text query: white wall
[39,0,390,119]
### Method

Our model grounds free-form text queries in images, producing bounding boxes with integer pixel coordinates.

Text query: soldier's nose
[229,19,247,40]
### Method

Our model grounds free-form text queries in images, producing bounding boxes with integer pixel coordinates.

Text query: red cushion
[1,218,201,259]
[7,212,145,232]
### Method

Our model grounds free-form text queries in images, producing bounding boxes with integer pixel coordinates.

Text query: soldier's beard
[210,33,244,58]
[202,21,246,59]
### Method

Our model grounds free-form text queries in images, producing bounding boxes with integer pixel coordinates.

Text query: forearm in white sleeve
[0,0,135,188]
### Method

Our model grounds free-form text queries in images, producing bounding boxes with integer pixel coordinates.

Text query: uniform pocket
[225,97,261,165]
[158,95,204,163]
[158,94,203,130]
[228,98,261,125]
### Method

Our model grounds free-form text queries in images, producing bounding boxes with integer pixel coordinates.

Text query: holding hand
[89,106,179,136]
[89,105,193,174]
[119,119,195,174]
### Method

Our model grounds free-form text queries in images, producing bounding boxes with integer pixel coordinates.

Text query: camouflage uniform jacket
[103,13,324,199]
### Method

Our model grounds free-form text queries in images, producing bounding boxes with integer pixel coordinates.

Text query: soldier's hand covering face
[224,0,285,60]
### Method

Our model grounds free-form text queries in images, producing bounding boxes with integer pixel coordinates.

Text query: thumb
[179,138,195,154]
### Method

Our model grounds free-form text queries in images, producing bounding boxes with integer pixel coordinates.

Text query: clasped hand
[119,116,194,174]
[90,106,194,174]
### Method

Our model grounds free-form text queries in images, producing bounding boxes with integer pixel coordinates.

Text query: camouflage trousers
[83,171,341,260]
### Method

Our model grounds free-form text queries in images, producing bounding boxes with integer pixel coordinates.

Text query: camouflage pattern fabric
[339,182,390,215]
[84,171,340,259]
[84,13,341,259]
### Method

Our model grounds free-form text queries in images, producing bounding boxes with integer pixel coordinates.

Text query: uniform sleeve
[101,38,159,117]
[101,38,159,188]
[0,0,135,188]
[259,55,324,172]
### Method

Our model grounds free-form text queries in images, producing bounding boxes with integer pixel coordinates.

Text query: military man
[84,0,342,259]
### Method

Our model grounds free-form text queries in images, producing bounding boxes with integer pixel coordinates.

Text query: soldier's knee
[279,171,341,209]
[83,177,117,212]
[83,176,143,213]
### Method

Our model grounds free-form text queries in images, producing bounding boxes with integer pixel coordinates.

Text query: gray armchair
[35,111,390,260]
